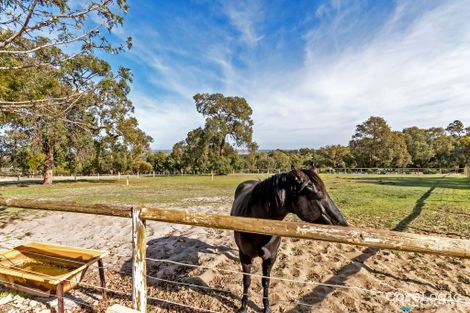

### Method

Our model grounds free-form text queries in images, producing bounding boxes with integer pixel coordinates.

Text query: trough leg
[57,283,64,313]
[98,259,107,300]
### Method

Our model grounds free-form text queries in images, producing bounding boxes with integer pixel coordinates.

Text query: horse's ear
[291,164,296,171]
[310,161,316,170]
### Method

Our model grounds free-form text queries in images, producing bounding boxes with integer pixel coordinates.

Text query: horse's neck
[252,174,290,220]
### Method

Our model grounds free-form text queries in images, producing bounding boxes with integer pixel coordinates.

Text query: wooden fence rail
[1,197,469,312]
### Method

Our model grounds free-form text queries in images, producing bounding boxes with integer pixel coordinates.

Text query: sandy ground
[0,198,469,313]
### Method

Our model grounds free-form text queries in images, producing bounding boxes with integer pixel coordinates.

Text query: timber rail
[0,197,469,312]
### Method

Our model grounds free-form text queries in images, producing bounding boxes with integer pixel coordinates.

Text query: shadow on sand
[120,236,262,312]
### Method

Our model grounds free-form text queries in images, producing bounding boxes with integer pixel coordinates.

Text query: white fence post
[132,207,147,313]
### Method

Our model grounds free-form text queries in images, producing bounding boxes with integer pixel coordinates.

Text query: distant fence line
[0,167,467,182]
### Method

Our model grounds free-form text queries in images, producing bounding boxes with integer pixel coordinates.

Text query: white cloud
[131,92,205,149]
[220,0,264,45]
[225,0,470,148]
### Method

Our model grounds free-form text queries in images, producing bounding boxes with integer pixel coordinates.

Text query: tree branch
[0,0,39,48]
[0,25,101,54]
[0,52,80,70]
[15,0,111,41]
[0,94,80,108]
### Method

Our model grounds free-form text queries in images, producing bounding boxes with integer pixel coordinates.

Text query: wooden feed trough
[0,242,108,313]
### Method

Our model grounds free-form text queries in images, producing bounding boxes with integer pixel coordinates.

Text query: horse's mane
[235,168,328,218]
[251,172,291,210]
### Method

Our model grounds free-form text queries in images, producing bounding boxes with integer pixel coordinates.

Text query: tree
[350,116,411,168]
[242,142,259,171]
[317,145,351,168]
[387,132,411,167]
[0,0,132,122]
[147,151,169,173]
[193,93,254,156]
[460,136,470,165]
[269,150,290,170]
[168,142,184,172]
[446,120,465,138]
[172,93,256,174]
[0,0,131,71]
[349,116,392,167]
[1,53,150,183]
[403,127,434,167]
[256,153,275,170]
[178,127,210,172]
[427,127,457,167]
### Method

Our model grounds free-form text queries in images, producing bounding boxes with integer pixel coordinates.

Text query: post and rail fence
[0,167,467,183]
[465,165,470,178]
[0,197,469,312]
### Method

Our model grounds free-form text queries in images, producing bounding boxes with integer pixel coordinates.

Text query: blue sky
[105,0,470,149]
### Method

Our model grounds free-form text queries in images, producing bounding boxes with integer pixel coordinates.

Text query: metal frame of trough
[1,197,469,313]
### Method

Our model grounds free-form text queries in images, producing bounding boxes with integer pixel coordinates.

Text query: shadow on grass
[120,236,256,312]
[345,176,470,190]
[285,183,438,312]
[392,185,435,232]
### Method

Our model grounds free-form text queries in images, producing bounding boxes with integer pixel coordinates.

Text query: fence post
[132,207,147,313]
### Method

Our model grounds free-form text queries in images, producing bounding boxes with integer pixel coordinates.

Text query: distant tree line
[3,85,470,178]
[144,99,470,174]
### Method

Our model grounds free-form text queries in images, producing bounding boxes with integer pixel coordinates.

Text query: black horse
[231,167,348,313]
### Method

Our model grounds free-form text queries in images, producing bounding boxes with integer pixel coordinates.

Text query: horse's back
[231,180,258,217]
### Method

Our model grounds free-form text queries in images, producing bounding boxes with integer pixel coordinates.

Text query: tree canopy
[171,93,256,174]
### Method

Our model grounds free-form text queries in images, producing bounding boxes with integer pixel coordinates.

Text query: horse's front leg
[262,256,275,313]
[238,253,253,313]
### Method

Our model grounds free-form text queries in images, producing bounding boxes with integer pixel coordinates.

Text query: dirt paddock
[0,196,468,313]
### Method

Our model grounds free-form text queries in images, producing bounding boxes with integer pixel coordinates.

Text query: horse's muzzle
[324,196,348,226]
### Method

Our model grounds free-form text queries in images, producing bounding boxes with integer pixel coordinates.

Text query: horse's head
[287,166,348,226]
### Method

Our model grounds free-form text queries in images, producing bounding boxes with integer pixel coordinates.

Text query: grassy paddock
[0,174,469,237]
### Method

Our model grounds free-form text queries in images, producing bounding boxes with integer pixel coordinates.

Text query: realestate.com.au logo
[384,291,463,311]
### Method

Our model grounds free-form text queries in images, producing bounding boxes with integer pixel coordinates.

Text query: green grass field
[1,174,469,237]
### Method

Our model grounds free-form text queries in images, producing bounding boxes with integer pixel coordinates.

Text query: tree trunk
[219,137,225,156]
[43,142,54,185]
